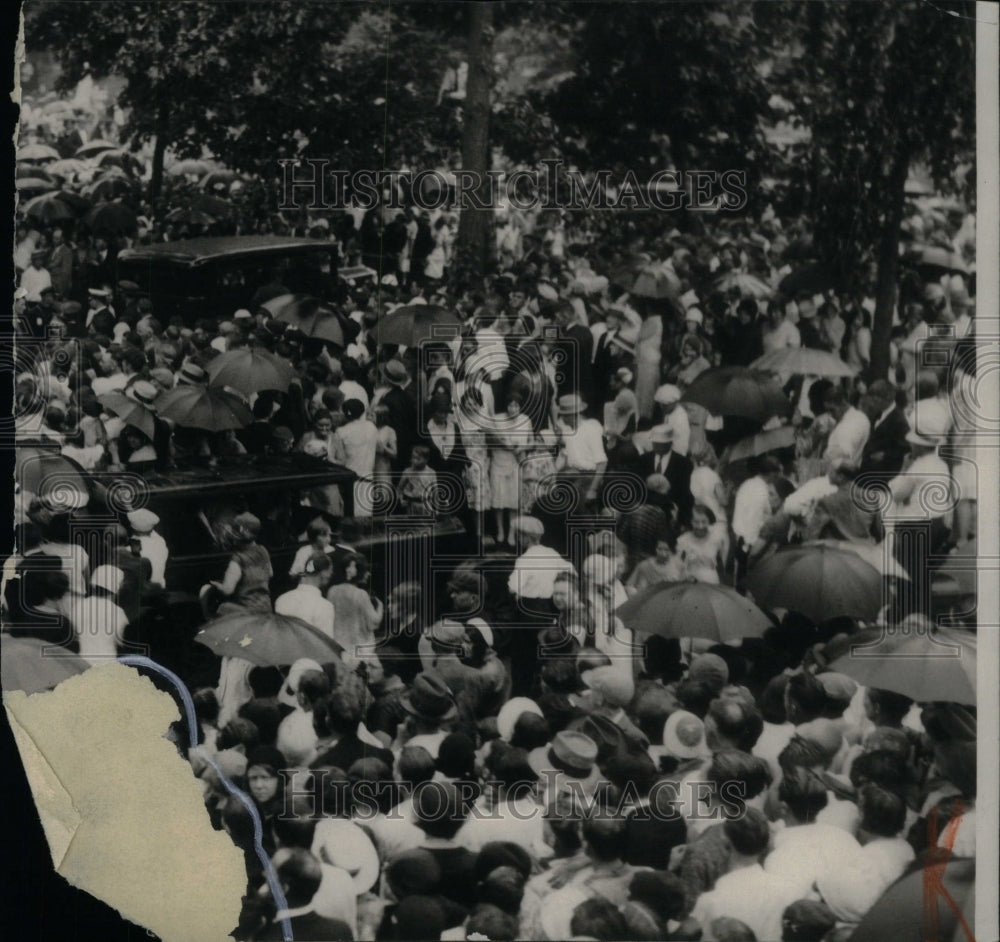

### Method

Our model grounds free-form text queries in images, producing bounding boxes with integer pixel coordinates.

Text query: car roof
[139,453,354,500]
[117,236,334,266]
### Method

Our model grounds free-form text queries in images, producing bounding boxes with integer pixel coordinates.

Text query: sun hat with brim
[688,652,729,692]
[575,713,630,765]
[557,393,587,415]
[650,424,674,445]
[234,308,254,321]
[581,666,635,709]
[654,384,682,407]
[278,657,324,708]
[428,619,467,650]
[401,670,458,721]
[465,616,494,649]
[177,362,208,386]
[817,671,858,705]
[661,710,709,759]
[796,718,844,761]
[312,817,381,895]
[88,287,111,298]
[382,359,409,385]
[90,565,124,595]
[685,308,704,327]
[128,380,159,406]
[118,280,140,293]
[126,508,160,533]
[497,697,544,742]
[233,512,262,539]
[528,730,598,780]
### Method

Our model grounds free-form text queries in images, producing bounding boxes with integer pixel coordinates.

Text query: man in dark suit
[861,381,910,480]
[256,848,353,940]
[380,358,419,472]
[554,301,596,413]
[639,424,694,526]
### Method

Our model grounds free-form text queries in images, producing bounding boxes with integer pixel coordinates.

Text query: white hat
[90,565,124,595]
[126,508,160,532]
[680,289,700,310]
[381,273,398,287]
[654,384,681,406]
[233,308,254,321]
[465,617,494,649]
[312,818,381,895]
[662,710,709,759]
[650,424,675,444]
[496,697,544,741]
[685,307,704,326]
[210,336,227,354]
[278,658,324,707]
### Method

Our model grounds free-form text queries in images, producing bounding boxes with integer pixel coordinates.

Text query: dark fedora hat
[401,670,457,721]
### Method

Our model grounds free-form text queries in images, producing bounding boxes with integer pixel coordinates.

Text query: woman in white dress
[635,310,663,420]
[676,504,729,584]
[332,399,379,518]
[457,388,492,544]
[489,396,534,548]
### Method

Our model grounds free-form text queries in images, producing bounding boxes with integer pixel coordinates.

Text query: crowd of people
[8,89,982,942]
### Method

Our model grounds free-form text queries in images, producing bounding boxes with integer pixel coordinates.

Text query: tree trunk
[868,146,910,383]
[455,2,494,277]
[149,132,168,218]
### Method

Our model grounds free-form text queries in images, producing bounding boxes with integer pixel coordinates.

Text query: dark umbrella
[15,448,90,506]
[22,192,82,224]
[779,262,837,297]
[262,294,345,346]
[16,164,54,181]
[84,174,136,201]
[155,385,252,431]
[207,348,295,395]
[376,304,461,346]
[827,626,976,705]
[86,199,137,236]
[849,857,974,942]
[195,612,344,667]
[721,425,796,465]
[189,193,235,219]
[164,206,216,227]
[746,544,884,622]
[1,636,92,695]
[16,177,56,194]
[200,169,240,190]
[617,581,772,643]
[98,392,157,439]
[681,366,792,422]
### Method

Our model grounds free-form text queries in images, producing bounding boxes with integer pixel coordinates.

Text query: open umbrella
[86,199,137,236]
[22,192,84,224]
[263,294,345,346]
[84,174,136,201]
[376,304,462,346]
[631,266,681,302]
[682,366,792,422]
[16,164,54,181]
[164,206,217,227]
[75,139,119,158]
[15,448,89,506]
[849,857,974,942]
[17,142,61,162]
[746,544,884,622]
[200,169,240,189]
[617,581,772,643]
[97,392,157,439]
[722,425,796,464]
[714,271,773,299]
[189,193,235,219]
[15,177,56,194]
[168,158,215,176]
[95,149,143,175]
[155,385,252,431]
[911,244,968,276]
[827,627,976,705]
[805,540,911,581]
[606,253,653,289]
[779,263,837,297]
[207,348,295,395]
[47,157,93,180]
[195,612,344,667]
[750,347,857,378]
[2,636,92,695]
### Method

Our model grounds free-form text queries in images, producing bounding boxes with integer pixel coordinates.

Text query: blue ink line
[117,655,293,942]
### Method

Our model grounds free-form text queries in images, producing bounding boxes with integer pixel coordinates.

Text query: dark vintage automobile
[115,236,339,323]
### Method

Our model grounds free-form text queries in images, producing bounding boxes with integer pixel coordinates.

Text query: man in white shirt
[20,249,52,302]
[275,553,336,639]
[653,384,691,456]
[692,810,799,942]
[732,454,782,563]
[126,509,169,588]
[823,388,871,469]
[555,394,607,505]
[276,667,330,767]
[507,515,575,603]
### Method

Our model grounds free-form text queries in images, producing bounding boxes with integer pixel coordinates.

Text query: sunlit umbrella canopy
[200,169,241,189]
[168,158,216,176]
[195,612,344,667]
[827,626,976,705]
[75,139,119,158]
[751,347,857,378]
[47,158,94,180]
[2,636,92,695]
[714,271,773,299]
[189,193,235,219]
[746,544,885,621]
[262,294,345,346]
[376,304,461,346]
[15,448,90,508]
[631,265,681,302]
[22,192,85,224]
[16,177,57,194]
[17,142,61,162]
[84,174,136,201]
[722,425,796,464]
[682,366,792,422]
[617,581,772,643]
[207,348,296,395]
[155,385,252,431]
